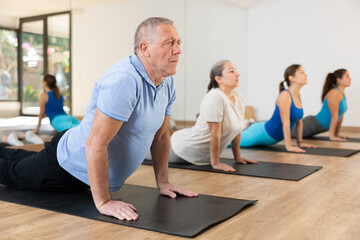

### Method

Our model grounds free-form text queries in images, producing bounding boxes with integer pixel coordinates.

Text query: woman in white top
[170,60,258,172]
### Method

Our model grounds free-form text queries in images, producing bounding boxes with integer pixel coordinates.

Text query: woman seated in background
[291,69,350,141]
[34,74,80,133]
[170,60,258,172]
[240,64,316,152]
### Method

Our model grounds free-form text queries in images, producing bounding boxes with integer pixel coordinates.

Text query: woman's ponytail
[279,64,301,93]
[43,74,61,99]
[321,69,347,102]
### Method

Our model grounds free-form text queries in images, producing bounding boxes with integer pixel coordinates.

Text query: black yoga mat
[241,145,358,157]
[308,136,360,143]
[143,159,322,181]
[0,184,256,238]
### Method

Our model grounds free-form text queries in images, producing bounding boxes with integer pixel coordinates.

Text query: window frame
[0,26,20,102]
[18,11,72,115]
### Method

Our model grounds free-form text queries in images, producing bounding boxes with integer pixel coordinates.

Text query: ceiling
[0,0,275,30]
[0,0,122,19]
[229,0,272,9]
[0,0,272,20]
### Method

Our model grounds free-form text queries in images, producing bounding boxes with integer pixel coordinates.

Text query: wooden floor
[1,128,360,239]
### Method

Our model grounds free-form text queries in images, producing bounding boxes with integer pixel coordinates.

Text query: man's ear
[139,42,150,57]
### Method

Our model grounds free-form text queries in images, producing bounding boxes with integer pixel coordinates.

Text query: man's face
[147,24,182,78]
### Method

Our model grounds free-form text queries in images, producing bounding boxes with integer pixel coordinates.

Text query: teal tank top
[315,88,347,129]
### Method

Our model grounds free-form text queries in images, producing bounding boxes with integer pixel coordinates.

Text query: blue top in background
[45,91,66,122]
[316,88,347,129]
[265,90,304,141]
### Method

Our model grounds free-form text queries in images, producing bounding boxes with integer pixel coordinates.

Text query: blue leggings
[51,115,80,132]
[240,121,278,147]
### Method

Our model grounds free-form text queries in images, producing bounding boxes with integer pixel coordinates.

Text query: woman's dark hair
[279,64,302,93]
[43,74,61,99]
[321,69,347,102]
[208,60,229,92]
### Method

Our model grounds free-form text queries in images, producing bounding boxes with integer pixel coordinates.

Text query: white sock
[25,131,44,144]
[8,132,24,146]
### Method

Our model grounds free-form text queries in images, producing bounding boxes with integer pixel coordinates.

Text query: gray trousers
[291,115,327,138]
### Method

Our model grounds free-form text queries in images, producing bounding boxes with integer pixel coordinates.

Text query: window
[0,28,18,101]
[19,12,71,115]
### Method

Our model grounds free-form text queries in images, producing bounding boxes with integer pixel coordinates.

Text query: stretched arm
[34,92,47,133]
[208,122,235,172]
[335,116,343,136]
[335,116,348,139]
[231,133,258,164]
[295,119,316,149]
[151,115,170,189]
[151,115,197,198]
[277,92,305,152]
[295,119,303,144]
[86,108,138,221]
[327,90,346,141]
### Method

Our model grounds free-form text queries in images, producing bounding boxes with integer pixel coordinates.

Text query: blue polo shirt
[56,54,176,192]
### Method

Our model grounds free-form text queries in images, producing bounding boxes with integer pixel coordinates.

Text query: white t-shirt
[171,88,245,165]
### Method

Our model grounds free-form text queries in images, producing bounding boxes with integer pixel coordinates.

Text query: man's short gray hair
[134,17,174,53]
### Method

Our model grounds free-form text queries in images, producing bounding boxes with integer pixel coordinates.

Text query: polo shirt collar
[130,53,165,89]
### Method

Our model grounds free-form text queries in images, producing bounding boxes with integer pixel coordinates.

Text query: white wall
[2,0,359,126]
[71,0,185,117]
[184,0,247,120]
[247,0,360,126]
[71,0,248,121]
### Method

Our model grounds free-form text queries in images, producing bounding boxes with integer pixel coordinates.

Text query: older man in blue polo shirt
[0,17,197,221]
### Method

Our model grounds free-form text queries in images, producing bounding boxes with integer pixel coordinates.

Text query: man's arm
[150,115,198,198]
[150,115,171,189]
[86,108,138,221]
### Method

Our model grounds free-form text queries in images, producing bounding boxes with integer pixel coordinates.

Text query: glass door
[19,12,71,115]
[48,14,70,113]
[20,20,45,115]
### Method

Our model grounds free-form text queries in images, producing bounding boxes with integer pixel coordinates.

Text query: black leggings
[0,130,89,192]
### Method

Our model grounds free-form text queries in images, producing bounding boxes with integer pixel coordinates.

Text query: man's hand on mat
[286,146,306,153]
[235,156,259,165]
[212,162,236,172]
[298,143,317,149]
[330,136,347,141]
[98,200,138,221]
[159,183,198,198]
